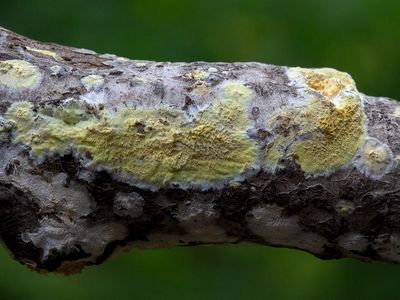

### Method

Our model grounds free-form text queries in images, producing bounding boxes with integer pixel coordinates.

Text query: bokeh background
[1,0,400,299]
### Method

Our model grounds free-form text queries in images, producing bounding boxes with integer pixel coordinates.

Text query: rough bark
[0,27,400,275]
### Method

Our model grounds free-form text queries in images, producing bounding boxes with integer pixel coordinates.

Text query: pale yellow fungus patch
[393,107,400,117]
[224,82,251,100]
[135,77,147,84]
[27,47,61,61]
[294,67,355,98]
[6,83,256,187]
[184,70,205,80]
[81,75,105,91]
[264,68,365,174]
[335,200,354,215]
[0,60,40,89]
[360,141,388,168]
[193,71,205,79]
[228,181,241,188]
[263,136,285,171]
[116,57,129,62]
[354,138,394,179]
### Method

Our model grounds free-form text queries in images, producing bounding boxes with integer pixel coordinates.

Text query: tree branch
[0,27,399,274]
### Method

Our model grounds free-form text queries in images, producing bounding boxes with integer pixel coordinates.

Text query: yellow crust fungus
[184,70,205,80]
[6,83,256,187]
[26,47,61,61]
[264,68,365,174]
[0,59,40,89]
[299,68,354,98]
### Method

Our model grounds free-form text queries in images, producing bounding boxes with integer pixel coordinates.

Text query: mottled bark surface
[0,27,400,274]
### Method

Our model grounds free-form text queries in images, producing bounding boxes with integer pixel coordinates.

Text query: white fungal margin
[353,137,395,180]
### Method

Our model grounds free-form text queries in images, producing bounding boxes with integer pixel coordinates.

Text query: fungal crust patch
[26,47,60,61]
[0,59,41,89]
[353,137,395,179]
[6,83,257,188]
[81,74,105,91]
[264,67,366,174]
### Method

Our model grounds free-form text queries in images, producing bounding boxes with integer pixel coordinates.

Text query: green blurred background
[1,0,400,299]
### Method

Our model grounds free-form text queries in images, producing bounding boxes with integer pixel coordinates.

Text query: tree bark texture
[0,27,400,274]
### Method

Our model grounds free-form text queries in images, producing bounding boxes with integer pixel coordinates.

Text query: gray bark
[0,27,400,275]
